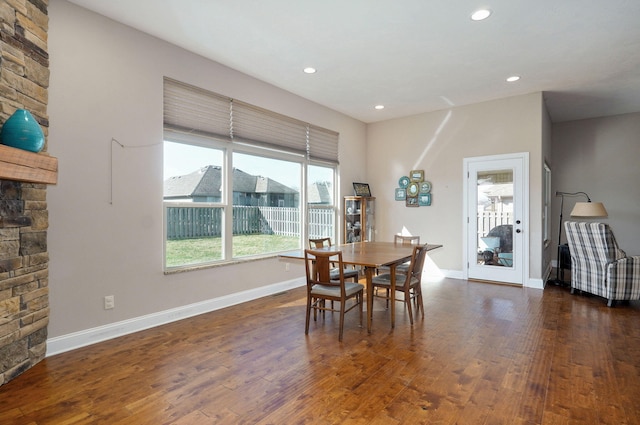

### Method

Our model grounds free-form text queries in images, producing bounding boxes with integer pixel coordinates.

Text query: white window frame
[163,131,337,272]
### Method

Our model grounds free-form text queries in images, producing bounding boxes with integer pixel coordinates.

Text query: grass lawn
[166,234,299,267]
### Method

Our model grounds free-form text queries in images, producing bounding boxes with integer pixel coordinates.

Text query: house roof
[308,181,332,204]
[481,183,513,198]
[164,166,298,199]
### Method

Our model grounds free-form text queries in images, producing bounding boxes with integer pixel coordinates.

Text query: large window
[308,164,336,240]
[231,152,301,258]
[162,78,338,271]
[163,139,225,268]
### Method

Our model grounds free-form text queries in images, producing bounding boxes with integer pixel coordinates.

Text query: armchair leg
[607,299,616,308]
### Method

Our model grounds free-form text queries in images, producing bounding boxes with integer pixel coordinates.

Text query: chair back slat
[394,235,421,246]
[396,244,428,288]
[305,249,344,291]
[309,237,332,249]
[410,244,429,279]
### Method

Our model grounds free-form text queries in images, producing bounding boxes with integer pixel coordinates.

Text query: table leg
[389,263,396,329]
[365,266,374,333]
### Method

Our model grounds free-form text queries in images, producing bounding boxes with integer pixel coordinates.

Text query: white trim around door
[463,152,529,285]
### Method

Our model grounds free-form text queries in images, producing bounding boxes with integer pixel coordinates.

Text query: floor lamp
[550,191,608,286]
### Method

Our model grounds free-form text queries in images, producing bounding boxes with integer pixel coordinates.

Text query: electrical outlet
[104,295,115,310]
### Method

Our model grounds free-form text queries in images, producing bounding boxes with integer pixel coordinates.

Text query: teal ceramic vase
[0,109,45,152]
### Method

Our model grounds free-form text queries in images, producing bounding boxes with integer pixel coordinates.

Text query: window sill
[163,252,282,275]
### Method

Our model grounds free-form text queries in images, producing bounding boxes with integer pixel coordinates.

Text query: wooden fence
[477,211,513,237]
[166,205,334,240]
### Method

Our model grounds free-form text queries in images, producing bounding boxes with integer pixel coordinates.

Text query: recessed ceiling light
[506,75,521,82]
[471,9,491,21]
[374,105,385,110]
[303,67,317,74]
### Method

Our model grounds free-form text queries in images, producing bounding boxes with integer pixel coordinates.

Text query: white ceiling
[66,0,640,123]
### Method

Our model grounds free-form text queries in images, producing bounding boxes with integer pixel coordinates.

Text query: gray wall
[366,93,546,283]
[47,0,638,346]
[47,0,366,339]
[550,112,640,253]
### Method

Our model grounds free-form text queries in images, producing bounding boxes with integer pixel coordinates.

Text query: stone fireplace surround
[0,0,50,385]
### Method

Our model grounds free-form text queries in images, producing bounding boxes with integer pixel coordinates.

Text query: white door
[464,153,528,285]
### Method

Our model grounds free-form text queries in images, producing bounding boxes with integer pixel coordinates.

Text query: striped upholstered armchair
[564,221,640,307]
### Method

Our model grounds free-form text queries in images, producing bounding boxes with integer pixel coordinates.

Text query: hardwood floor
[1,278,639,424]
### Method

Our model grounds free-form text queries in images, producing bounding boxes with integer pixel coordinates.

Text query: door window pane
[476,170,514,267]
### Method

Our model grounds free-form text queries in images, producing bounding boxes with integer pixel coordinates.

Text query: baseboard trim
[46,268,539,356]
[526,277,545,290]
[46,277,306,357]
[439,269,464,280]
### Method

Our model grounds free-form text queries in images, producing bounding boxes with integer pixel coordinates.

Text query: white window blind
[231,100,308,156]
[308,124,339,163]
[163,78,231,141]
[163,78,339,163]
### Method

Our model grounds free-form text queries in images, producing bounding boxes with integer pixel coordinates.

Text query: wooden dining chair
[377,234,421,278]
[393,235,421,273]
[371,244,428,325]
[308,237,360,282]
[304,249,364,341]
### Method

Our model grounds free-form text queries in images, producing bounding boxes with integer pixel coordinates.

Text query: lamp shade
[570,202,608,218]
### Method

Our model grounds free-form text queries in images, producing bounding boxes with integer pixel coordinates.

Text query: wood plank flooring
[1,278,639,424]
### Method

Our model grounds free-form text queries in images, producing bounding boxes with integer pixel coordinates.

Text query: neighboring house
[478,183,513,214]
[164,165,300,207]
[307,181,332,205]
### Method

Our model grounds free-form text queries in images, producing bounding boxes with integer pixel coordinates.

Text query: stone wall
[0,0,50,385]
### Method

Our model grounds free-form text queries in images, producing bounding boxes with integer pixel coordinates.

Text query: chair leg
[358,292,363,327]
[338,304,346,342]
[305,296,312,334]
[416,286,425,319]
[607,299,616,307]
[314,298,318,321]
[404,288,414,325]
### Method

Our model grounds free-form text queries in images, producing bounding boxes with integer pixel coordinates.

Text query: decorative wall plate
[410,170,424,182]
[395,188,406,201]
[419,181,432,193]
[407,181,420,197]
[406,196,419,207]
[418,193,432,206]
[398,176,410,188]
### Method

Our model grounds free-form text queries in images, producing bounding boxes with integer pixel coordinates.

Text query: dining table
[279,241,443,333]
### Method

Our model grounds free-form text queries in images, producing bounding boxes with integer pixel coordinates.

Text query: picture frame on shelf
[353,182,371,197]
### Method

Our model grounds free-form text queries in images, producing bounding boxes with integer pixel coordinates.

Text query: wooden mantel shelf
[0,144,58,185]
